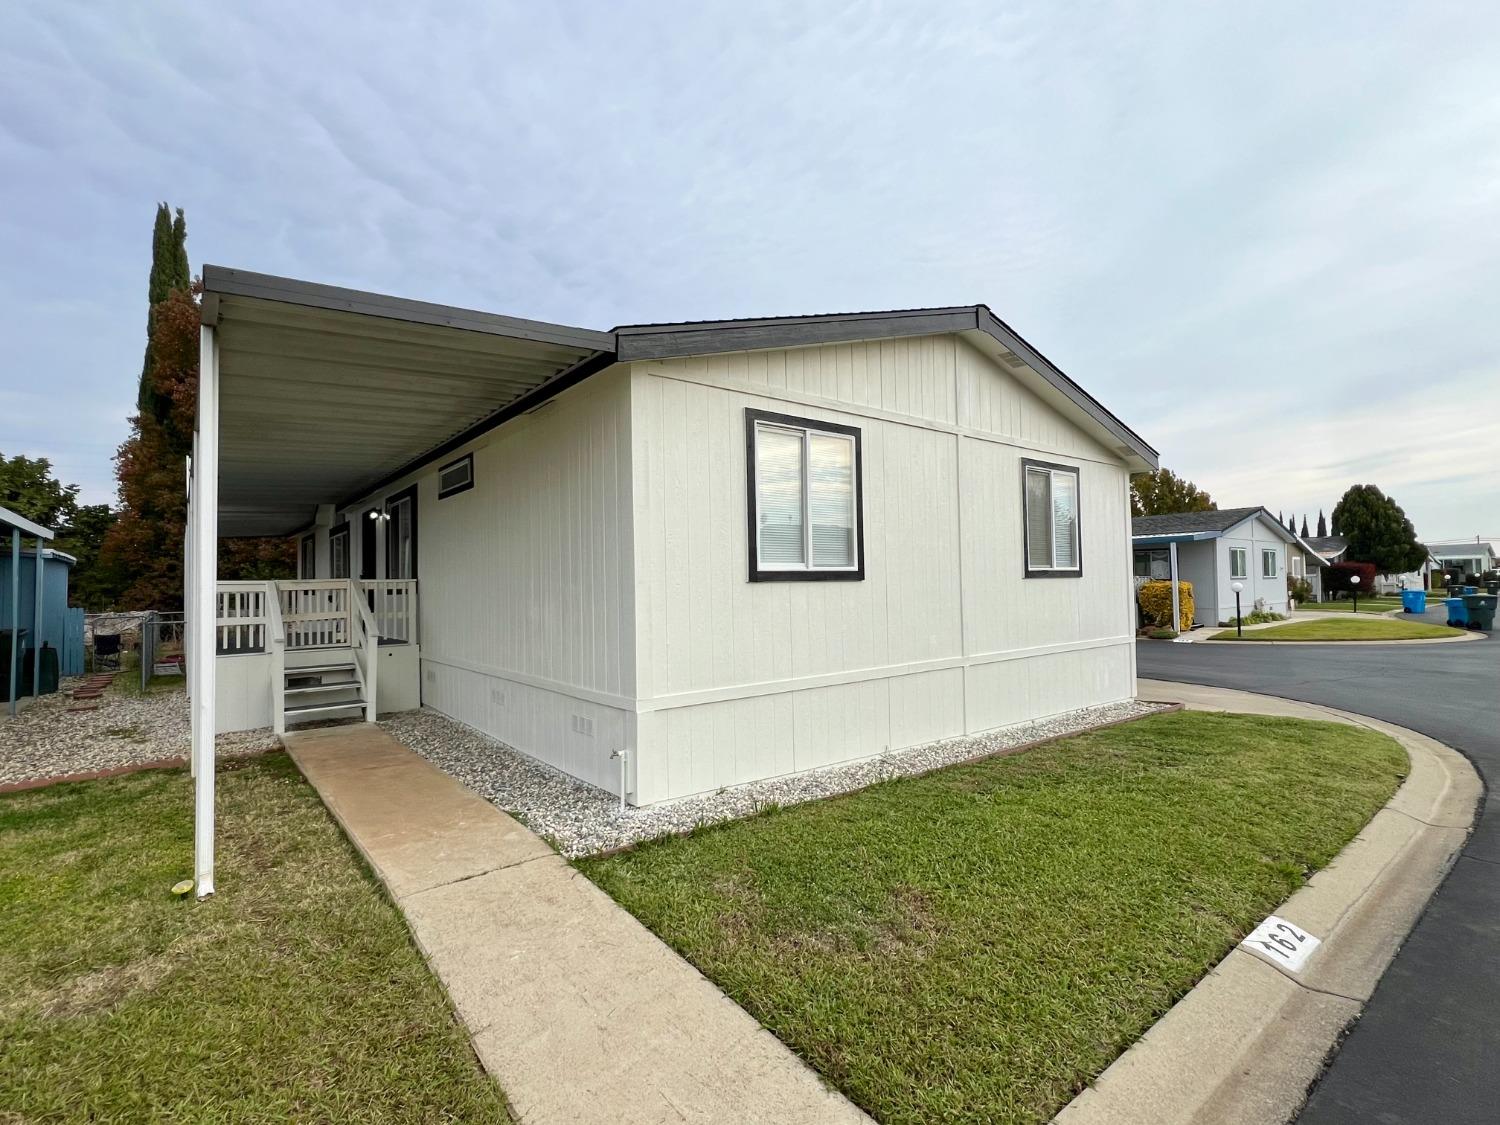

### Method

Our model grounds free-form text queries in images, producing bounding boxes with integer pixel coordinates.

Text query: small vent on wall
[570,714,595,738]
[998,349,1023,367]
[424,668,436,683]
[491,687,507,707]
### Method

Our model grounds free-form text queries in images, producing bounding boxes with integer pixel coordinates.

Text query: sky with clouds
[2,1,1497,544]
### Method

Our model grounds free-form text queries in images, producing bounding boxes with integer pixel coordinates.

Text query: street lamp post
[1232,580,1245,638]
[1350,573,1361,615]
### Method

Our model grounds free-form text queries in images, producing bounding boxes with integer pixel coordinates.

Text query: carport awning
[201,267,614,537]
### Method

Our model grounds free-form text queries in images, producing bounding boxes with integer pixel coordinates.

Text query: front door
[360,510,377,580]
[384,487,417,580]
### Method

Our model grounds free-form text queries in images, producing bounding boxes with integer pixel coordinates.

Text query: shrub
[1138,579,1194,632]
[1289,576,1314,604]
[1147,628,1178,640]
[1327,561,1378,597]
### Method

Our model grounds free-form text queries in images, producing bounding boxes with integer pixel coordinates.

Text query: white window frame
[1230,547,1248,579]
[1022,460,1082,577]
[437,453,474,499]
[746,409,862,582]
[1291,555,1304,579]
[1262,548,1278,578]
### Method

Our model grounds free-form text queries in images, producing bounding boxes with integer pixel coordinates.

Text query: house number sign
[1241,914,1321,973]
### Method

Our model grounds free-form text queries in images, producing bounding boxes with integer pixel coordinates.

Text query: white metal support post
[1169,541,1182,639]
[192,324,220,897]
[6,528,17,716]
[32,539,44,697]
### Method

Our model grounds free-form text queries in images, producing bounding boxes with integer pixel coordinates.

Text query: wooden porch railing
[215,582,269,654]
[215,579,417,654]
[359,579,417,646]
[279,580,350,648]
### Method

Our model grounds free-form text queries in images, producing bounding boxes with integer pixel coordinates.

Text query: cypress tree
[1300,515,1309,538]
[137,204,191,414]
[1317,510,1327,537]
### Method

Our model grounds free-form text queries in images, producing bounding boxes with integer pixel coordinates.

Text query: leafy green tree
[0,452,79,528]
[1130,468,1216,517]
[56,503,122,610]
[1331,485,1426,574]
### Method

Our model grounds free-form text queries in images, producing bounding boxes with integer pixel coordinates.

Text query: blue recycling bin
[1446,598,1469,627]
[1401,589,1427,613]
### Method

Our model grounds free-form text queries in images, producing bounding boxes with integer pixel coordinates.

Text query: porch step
[287,662,357,677]
[283,699,368,723]
[283,679,362,696]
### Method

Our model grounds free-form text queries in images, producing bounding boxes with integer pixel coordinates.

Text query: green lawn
[1298,599,1403,615]
[1215,617,1465,641]
[0,754,511,1123]
[578,712,1406,1125]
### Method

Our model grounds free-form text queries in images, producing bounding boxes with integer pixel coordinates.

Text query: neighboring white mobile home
[192,268,1157,824]
[1132,508,1299,626]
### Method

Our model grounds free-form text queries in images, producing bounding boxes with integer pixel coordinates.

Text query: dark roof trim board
[1132,506,1300,544]
[201,265,613,353]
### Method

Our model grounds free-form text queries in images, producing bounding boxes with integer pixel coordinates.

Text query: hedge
[1139,580,1194,631]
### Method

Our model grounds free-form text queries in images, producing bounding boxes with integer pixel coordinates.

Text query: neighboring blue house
[1,505,84,711]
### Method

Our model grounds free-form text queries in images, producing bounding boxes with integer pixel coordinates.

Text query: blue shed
[0,548,84,676]
[2,505,84,710]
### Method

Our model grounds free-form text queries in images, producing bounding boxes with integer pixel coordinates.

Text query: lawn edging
[1054,682,1481,1125]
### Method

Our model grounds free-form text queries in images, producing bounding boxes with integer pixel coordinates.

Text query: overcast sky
[2,2,1497,543]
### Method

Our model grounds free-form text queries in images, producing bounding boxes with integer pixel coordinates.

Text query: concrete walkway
[283,723,869,1125]
[1056,681,1480,1125]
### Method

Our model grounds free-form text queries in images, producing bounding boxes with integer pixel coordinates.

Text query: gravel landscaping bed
[382,698,1169,857]
[0,678,280,787]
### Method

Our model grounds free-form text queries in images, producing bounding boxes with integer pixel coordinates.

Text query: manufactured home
[1132,507,1299,626]
[186,267,1156,887]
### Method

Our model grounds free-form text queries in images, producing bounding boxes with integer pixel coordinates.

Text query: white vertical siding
[631,337,1137,803]
[342,369,635,793]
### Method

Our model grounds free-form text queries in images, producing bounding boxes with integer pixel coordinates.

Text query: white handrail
[265,581,287,735]
[350,579,380,723]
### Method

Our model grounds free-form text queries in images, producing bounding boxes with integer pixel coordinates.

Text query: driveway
[1137,614,1498,1124]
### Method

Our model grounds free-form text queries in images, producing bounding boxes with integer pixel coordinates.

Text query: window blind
[808,433,854,567]
[756,426,806,565]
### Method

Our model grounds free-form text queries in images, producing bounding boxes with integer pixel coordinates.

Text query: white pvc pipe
[193,325,220,898]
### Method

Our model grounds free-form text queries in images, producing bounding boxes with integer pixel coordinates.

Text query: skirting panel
[419,658,629,796]
[633,642,1134,805]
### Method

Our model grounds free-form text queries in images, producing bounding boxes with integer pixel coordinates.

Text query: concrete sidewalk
[1056,681,1480,1125]
[284,724,869,1125]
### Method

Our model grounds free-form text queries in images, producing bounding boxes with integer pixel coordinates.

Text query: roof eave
[617,305,1158,472]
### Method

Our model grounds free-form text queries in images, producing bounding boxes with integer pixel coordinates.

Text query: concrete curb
[1204,630,1481,646]
[1052,681,1481,1125]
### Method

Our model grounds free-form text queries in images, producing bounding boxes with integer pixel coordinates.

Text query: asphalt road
[1138,614,1499,1124]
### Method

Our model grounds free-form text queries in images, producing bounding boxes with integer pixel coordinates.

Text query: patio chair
[93,633,121,671]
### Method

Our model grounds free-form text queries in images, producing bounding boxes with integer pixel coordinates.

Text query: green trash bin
[21,644,60,696]
[1463,594,1497,631]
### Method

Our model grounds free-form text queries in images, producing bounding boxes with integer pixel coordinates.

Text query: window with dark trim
[745,408,863,582]
[328,522,350,580]
[1022,459,1081,577]
[299,534,316,580]
[384,486,418,579]
[437,453,474,498]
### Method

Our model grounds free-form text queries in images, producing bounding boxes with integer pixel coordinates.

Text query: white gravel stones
[0,678,279,786]
[382,698,1169,858]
